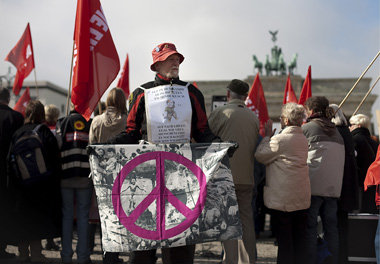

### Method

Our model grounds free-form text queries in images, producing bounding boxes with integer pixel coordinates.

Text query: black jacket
[351,127,378,185]
[336,125,359,212]
[56,111,92,179]
[0,104,24,189]
[110,74,217,144]
[351,127,379,213]
[0,104,23,243]
[9,123,62,242]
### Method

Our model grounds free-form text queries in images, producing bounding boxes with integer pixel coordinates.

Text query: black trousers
[129,245,195,264]
[271,209,308,264]
[337,209,348,264]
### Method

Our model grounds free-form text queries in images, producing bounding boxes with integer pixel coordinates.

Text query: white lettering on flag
[25,44,32,59]
[89,9,109,51]
[245,98,259,116]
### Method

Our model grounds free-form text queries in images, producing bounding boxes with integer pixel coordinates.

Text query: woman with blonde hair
[89,88,127,264]
[89,88,127,144]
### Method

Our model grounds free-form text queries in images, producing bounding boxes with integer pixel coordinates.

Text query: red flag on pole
[13,87,31,116]
[283,74,298,104]
[71,0,120,120]
[117,53,130,98]
[298,66,312,105]
[5,23,35,96]
[245,73,269,137]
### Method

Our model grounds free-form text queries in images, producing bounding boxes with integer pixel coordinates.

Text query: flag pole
[98,102,103,115]
[352,75,380,116]
[66,41,75,116]
[337,51,380,111]
[33,69,39,98]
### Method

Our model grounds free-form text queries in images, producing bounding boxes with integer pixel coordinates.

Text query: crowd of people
[0,42,379,264]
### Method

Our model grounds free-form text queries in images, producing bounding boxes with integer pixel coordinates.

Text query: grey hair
[329,104,348,126]
[228,89,247,100]
[349,114,371,129]
[45,104,60,125]
[281,103,306,127]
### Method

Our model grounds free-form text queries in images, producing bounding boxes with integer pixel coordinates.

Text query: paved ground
[0,233,277,264]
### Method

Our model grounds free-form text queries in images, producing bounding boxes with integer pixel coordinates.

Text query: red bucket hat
[150,43,184,71]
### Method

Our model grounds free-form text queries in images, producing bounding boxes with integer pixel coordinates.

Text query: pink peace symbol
[112,151,207,240]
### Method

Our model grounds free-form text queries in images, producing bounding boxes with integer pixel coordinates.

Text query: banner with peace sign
[88,142,242,252]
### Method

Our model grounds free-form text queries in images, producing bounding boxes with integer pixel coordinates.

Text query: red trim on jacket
[126,92,144,133]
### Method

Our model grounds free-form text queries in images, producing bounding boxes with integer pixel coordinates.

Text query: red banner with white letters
[13,87,31,116]
[5,23,35,96]
[71,0,120,120]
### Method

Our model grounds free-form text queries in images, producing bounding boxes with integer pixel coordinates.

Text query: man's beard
[165,68,179,79]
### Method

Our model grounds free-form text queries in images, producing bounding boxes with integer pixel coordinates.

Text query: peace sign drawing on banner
[112,151,207,240]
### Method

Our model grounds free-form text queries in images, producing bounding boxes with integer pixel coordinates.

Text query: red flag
[192,81,199,89]
[117,53,130,98]
[71,0,120,120]
[245,73,269,137]
[5,23,35,96]
[364,145,380,191]
[13,87,31,116]
[298,66,312,105]
[283,74,298,104]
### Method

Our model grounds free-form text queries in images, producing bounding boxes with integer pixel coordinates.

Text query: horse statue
[252,55,263,74]
[264,55,271,76]
[278,54,287,75]
[288,53,298,75]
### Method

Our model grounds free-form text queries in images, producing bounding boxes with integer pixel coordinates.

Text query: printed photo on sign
[144,84,192,143]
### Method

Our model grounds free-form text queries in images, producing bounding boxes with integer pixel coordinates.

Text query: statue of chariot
[252,30,298,76]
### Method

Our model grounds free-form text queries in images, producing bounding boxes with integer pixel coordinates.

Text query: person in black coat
[330,104,359,264]
[9,100,61,262]
[349,114,379,214]
[0,87,24,259]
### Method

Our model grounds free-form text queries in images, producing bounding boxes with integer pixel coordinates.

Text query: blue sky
[0,0,379,124]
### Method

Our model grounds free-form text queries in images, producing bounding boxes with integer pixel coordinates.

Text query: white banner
[88,143,242,252]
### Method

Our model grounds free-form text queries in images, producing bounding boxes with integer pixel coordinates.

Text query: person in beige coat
[209,79,260,264]
[255,103,310,264]
[89,87,127,264]
[89,88,127,145]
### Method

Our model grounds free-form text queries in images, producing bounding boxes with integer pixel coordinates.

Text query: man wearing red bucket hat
[110,43,219,263]
[112,42,217,145]
[150,43,184,72]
